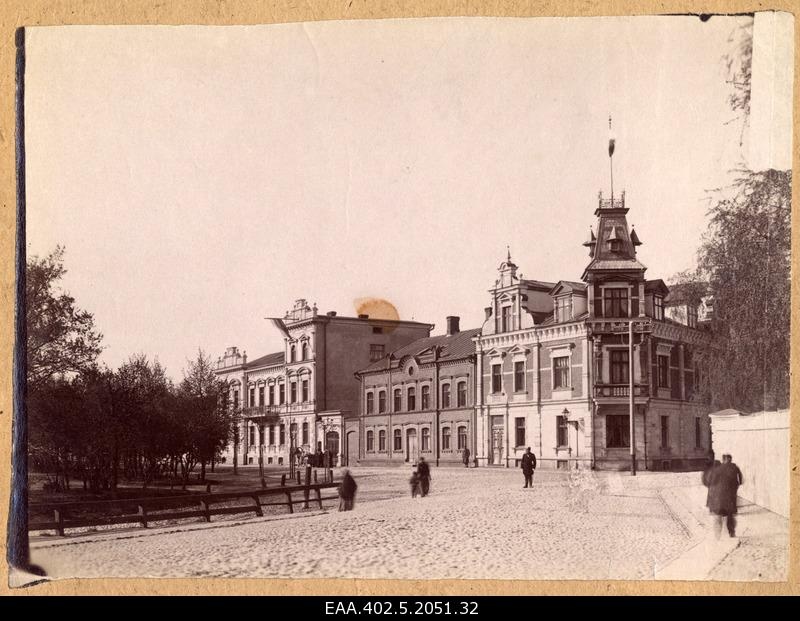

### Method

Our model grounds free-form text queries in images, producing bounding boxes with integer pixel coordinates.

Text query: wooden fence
[30,479,340,537]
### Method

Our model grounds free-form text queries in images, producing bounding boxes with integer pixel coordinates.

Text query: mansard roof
[519,278,557,291]
[358,327,481,375]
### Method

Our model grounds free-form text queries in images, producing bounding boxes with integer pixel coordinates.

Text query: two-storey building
[355,316,479,466]
[475,191,713,471]
[214,299,432,467]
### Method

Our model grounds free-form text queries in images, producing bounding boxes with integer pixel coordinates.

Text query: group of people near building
[292,444,335,469]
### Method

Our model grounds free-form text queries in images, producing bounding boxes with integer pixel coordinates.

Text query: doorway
[346,431,358,466]
[326,431,339,467]
[491,428,504,465]
[406,428,418,463]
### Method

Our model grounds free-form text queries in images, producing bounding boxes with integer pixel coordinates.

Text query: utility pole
[629,318,636,476]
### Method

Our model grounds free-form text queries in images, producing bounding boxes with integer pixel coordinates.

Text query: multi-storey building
[474,191,713,470]
[355,316,479,467]
[214,299,432,467]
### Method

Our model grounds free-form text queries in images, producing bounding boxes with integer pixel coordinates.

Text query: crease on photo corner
[7,26,47,588]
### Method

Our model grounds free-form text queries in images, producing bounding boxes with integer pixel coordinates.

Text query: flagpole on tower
[608,115,615,202]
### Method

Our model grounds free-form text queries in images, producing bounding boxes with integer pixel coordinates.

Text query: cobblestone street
[29,467,786,581]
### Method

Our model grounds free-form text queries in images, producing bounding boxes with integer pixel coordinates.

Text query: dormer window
[610,239,621,252]
[555,296,572,323]
[654,295,664,320]
[607,226,622,253]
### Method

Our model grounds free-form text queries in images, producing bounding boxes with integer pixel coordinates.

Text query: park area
[28,466,788,582]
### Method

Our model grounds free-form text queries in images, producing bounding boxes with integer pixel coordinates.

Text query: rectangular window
[407,387,416,411]
[515,417,525,447]
[378,390,386,413]
[501,306,512,332]
[249,426,255,446]
[606,414,630,448]
[457,381,467,407]
[491,364,502,393]
[366,430,374,452]
[366,392,374,414]
[249,387,255,407]
[290,382,297,404]
[269,425,275,445]
[603,288,629,318]
[514,361,525,392]
[279,384,285,405]
[441,384,451,408]
[421,385,430,410]
[421,428,430,451]
[379,430,386,451]
[301,379,309,402]
[233,390,239,410]
[372,327,383,334]
[556,297,571,322]
[610,350,629,384]
[661,415,669,448]
[688,305,698,328]
[279,424,286,446]
[556,416,569,448]
[369,344,385,361]
[393,429,402,451]
[258,386,265,406]
[393,389,401,412]
[553,356,570,389]
[654,296,664,320]
[457,426,467,450]
[441,427,451,450]
[268,385,274,405]
[695,418,702,448]
[302,422,309,445]
[658,356,670,388]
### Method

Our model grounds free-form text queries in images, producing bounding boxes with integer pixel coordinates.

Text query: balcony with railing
[593,383,649,399]
[242,401,316,419]
[597,190,626,210]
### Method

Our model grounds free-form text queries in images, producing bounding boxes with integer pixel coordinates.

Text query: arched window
[421,385,430,410]
[421,427,430,451]
[457,426,467,450]
[407,387,416,411]
[378,429,386,451]
[301,342,308,360]
[441,383,451,408]
[457,381,467,407]
[393,388,402,412]
[366,392,375,414]
[393,428,402,450]
[366,430,375,452]
[290,345,296,363]
[442,426,451,450]
[378,390,387,413]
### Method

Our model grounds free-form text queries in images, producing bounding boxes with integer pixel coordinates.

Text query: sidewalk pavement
[655,484,788,581]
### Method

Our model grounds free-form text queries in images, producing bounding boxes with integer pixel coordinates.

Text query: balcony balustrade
[593,383,649,398]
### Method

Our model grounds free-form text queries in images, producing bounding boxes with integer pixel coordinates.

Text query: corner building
[475,192,712,471]
[214,299,432,467]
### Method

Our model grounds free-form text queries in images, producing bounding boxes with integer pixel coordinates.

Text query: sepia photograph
[6,10,794,589]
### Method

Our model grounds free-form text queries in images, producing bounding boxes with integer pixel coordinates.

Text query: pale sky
[24,15,792,380]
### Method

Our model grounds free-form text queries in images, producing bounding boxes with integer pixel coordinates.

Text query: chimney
[358,314,369,319]
[484,307,492,320]
[446,316,460,336]
[326,311,337,317]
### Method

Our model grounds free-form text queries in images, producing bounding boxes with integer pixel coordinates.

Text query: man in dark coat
[462,448,471,468]
[702,459,721,509]
[521,447,536,488]
[338,469,357,511]
[707,453,743,538]
[417,457,431,497]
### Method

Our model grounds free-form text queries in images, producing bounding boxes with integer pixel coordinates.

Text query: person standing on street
[338,469,357,511]
[521,447,537,488]
[462,448,471,468]
[409,468,421,498]
[707,453,744,539]
[417,457,432,497]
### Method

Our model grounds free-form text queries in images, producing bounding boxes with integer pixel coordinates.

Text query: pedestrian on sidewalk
[462,448,471,468]
[409,468,421,498]
[417,457,432,497]
[521,447,537,488]
[707,453,743,539]
[702,458,721,509]
[338,469,357,511]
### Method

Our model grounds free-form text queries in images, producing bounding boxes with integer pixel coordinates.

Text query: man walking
[338,469,357,511]
[521,447,536,488]
[462,447,471,468]
[707,453,743,539]
[417,457,432,497]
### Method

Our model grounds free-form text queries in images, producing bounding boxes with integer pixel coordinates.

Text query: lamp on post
[289,427,297,479]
